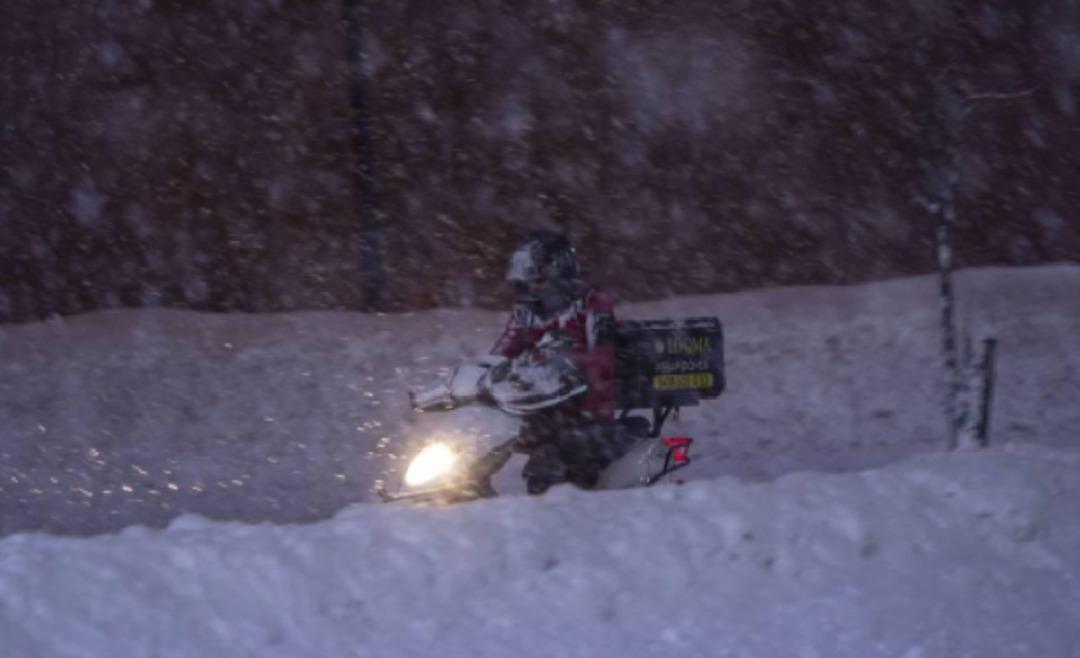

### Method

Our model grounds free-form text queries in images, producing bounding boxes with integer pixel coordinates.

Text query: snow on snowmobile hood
[483,355,588,415]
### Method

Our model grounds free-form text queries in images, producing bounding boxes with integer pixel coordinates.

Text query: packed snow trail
[3,444,1079,658]
[1,264,1078,536]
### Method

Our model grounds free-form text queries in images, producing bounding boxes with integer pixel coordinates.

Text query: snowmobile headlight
[403,443,458,487]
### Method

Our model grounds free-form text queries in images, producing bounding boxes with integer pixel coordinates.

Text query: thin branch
[963,86,1039,104]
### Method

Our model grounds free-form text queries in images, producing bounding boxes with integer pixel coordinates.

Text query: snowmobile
[379,318,725,504]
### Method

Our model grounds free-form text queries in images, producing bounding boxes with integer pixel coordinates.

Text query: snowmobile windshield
[483,355,588,415]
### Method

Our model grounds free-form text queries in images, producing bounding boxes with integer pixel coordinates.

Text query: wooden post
[973,337,997,447]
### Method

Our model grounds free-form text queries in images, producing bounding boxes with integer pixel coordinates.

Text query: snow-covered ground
[3,444,1080,658]
[1,265,1078,536]
[2,264,1079,657]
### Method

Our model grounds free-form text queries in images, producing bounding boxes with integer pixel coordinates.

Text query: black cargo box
[613,317,725,410]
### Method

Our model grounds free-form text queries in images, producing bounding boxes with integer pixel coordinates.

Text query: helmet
[506,230,582,316]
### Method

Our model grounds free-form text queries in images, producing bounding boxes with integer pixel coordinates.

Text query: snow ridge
[2,445,1079,658]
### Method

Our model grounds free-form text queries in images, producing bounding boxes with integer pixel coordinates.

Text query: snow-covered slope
[2,265,1079,657]
[1,265,1078,536]
[3,444,1079,658]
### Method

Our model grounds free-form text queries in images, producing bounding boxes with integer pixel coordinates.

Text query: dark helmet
[506,230,582,316]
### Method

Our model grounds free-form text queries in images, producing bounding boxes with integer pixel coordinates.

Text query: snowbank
[1,264,1078,535]
[3,444,1079,658]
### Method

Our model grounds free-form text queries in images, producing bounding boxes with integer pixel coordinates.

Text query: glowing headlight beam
[403,443,458,487]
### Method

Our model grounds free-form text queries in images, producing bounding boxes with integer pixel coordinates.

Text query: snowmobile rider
[490,230,618,493]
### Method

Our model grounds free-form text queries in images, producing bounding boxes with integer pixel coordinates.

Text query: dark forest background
[2,0,1078,323]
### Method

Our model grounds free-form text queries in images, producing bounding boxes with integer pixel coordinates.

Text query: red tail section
[662,436,693,464]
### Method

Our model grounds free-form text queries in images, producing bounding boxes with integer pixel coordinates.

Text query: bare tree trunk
[343,0,385,311]
[913,10,1027,450]
[920,76,966,449]
[957,337,997,449]
[936,212,963,448]
[924,76,1008,449]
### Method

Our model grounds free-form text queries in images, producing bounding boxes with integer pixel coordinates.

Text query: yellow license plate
[652,372,715,391]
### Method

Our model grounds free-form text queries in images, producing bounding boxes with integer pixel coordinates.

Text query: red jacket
[491,287,617,419]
